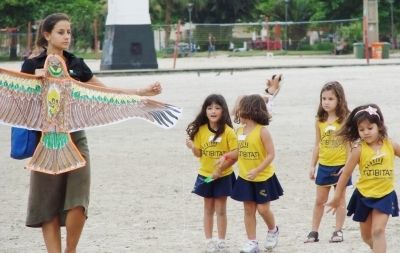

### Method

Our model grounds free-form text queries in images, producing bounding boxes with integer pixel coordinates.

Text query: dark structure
[100,0,158,70]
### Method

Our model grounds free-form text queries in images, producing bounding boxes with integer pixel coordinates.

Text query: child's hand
[265,74,282,95]
[309,166,316,180]
[215,156,225,169]
[325,198,340,215]
[185,137,194,149]
[247,168,258,180]
[212,169,222,180]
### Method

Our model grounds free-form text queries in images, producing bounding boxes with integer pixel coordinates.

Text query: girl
[305,81,351,243]
[186,94,238,253]
[222,94,283,253]
[326,104,400,253]
[22,13,161,253]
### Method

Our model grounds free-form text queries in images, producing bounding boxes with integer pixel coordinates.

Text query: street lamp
[387,0,395,48]
[187,3,194,52]
[284,0,290,50]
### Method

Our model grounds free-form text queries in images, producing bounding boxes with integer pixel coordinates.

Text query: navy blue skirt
[347,189,399,222]
[231,174,283,204]
[315,164,352,186]
[192,172,236,198]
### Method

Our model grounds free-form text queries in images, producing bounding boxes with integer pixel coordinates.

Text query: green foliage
[337,22,362,43]
[0,0,106,51]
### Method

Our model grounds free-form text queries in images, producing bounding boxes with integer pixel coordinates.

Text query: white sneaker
[240,240,259,253]
[216,240,229,252]
[265,226,279,250]
[205,239,217,253]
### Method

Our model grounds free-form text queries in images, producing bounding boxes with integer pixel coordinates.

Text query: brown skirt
[26,131,91,227]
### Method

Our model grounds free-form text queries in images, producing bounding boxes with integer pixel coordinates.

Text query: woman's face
[45,20,71,51]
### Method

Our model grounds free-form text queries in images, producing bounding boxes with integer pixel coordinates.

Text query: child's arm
[392,140,400,157]
[247,127,274,180]
[309,120,320,180]
[325,144,360,214]
[213,149,238,179]
[185,137,201,157]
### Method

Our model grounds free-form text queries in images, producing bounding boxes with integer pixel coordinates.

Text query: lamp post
[284,0,290,50]
[187,3,193,52]
[387,0,395,48]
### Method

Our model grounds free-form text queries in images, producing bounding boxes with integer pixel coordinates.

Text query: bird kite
[0,54,182,174]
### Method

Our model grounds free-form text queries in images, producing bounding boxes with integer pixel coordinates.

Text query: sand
[1,57,400,252]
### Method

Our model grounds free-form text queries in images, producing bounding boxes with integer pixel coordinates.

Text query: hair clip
[354,106,380,120]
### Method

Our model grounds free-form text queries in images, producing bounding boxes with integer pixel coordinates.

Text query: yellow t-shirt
[357,138,395,198]
[193,124,238,177]
[237,124,275,182]
[318,120,347,166]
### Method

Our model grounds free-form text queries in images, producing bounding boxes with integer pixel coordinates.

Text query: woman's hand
[141,82,162,96]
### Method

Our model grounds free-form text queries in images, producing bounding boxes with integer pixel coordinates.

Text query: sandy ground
[1,58,400,253]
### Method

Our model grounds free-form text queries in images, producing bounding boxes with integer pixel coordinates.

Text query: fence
[1,18,366,59]
[153,18,364,54]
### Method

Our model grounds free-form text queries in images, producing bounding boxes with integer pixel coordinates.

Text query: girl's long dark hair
[316,81,350,123]
[186,94,233,141]
[337,103,387,143]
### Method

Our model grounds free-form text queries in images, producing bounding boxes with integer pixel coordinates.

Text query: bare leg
[257,202,275,230]
[64,207,86,253]
[370,209,389,253]
[335,192,346,231]
[243,201,257,240]
[214,196,227,239]
[203,198,215,239]
[311,186,330,231]
[42,215,62,253]
[360,213,373,249]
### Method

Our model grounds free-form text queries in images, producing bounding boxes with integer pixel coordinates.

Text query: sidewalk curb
[93,62,400,77]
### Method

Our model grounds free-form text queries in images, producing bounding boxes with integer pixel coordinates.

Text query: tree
[0,0,105,59]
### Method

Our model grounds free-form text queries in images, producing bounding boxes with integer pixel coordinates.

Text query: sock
[269,226,278,233]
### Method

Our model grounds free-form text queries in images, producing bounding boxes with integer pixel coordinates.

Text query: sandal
[304,231,319,243]
[329,230,343,243]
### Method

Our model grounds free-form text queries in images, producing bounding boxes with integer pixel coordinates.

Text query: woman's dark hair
[337,103,387,143]
[186,94,233,141]
[316,81,350,123]
[32,13,70,56]
[235,94,270,125]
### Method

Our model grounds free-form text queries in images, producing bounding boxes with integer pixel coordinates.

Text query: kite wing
[65,79,182,132]
[0,68,44,130]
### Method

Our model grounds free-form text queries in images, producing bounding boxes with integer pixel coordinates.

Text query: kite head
[44,54,68,78]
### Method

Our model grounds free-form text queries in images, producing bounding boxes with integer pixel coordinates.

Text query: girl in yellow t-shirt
[305,81,350,243]
[186,94,238,253]
[220,94,283,253]
[326,104,400,253]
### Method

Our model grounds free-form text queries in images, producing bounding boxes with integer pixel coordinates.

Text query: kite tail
[26,132,86,174]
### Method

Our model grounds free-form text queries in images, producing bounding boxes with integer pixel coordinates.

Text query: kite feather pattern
[0,54,182,174]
